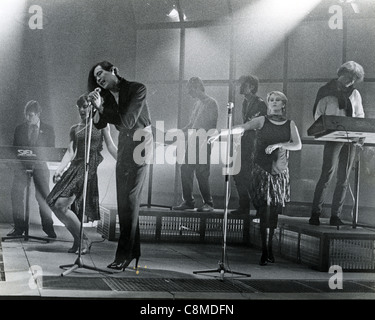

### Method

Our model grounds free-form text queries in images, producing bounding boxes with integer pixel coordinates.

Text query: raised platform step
[97,206,375,272]
[97,206,252,245]
[275,216,375,272]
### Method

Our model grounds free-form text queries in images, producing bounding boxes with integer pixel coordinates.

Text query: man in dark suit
[88,61,153,270]
[7,100,56,238]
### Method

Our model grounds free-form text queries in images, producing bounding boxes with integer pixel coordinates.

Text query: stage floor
[1,220,375,302]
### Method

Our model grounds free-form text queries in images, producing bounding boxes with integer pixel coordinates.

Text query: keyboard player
[309,61,365,227]
[7,100,57,238]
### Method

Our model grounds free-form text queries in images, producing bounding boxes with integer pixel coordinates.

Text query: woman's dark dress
[46,123,104,221]
[250,117,291,228]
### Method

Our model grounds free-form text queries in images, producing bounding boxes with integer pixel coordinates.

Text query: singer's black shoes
[259,251,268,266]
[107,257,139,271]
[107,261,119,269]
[267,248,275,263]
[118,257,139,271]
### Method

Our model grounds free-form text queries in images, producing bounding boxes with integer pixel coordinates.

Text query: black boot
[309,212,320,226]
[267,246,275,263]
[259,250,268,266]
[267,227,275,263]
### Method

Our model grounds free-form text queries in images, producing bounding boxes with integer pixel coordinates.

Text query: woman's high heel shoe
[68,243,79,253]
[75,240,92,255]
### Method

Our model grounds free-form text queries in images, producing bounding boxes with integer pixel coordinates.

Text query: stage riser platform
[97,206,251,245]
[276,222,375,272]
[97,207,375,272]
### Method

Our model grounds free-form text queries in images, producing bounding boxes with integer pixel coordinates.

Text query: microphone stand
[193,102,251,281]
[60,101,112,276]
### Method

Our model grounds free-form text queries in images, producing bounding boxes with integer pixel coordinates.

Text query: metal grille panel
[239,279,322,293]
[40,277,375,293]
[300,234,321,266]
[103,278,181,292]
[161,216,201,242]
[0,241,5,281]
[139,215,157,240]
[97,206,250,245]
[279,229,299,261]
[330,239,375,270]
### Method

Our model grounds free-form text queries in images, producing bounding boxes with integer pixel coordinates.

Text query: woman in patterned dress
[46,94,117,254]
[209,91,302,266]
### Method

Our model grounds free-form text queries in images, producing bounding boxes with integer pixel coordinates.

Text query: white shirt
[314,89,365,120]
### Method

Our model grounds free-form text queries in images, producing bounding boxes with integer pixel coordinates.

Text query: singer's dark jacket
[94,77,152,261]
[94,78,151,133]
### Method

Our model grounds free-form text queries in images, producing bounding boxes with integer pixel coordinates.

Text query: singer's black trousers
[114,131,150,262]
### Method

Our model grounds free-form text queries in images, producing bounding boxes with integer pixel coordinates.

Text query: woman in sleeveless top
[46,94,117,254]
[209,91,302,266]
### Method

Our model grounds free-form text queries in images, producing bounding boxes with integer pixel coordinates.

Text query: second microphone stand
[193,102,251,281]
[60,102,112,276]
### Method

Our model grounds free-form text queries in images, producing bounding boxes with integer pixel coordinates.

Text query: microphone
[227,102,234,115]
[87,88,101,105]
[87,87,102,112]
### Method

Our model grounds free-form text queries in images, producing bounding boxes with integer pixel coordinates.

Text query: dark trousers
[311,142,357,218]
[11,165,54,233]
[233,133,255,210]
[114,133,150,261]
[180,143,213,206]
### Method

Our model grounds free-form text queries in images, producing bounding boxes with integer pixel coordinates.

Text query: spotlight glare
[351,3,360,13]
[167,8,179,20]
[167,7,186,21]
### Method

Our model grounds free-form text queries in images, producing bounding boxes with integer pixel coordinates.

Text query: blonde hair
[337,61,365,82]
[266,91,288,105]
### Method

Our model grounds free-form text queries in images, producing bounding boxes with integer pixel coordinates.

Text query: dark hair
[187,77,205,92]
[87,60,114,92]
[238,75,259,94]
[24,100,41,116]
